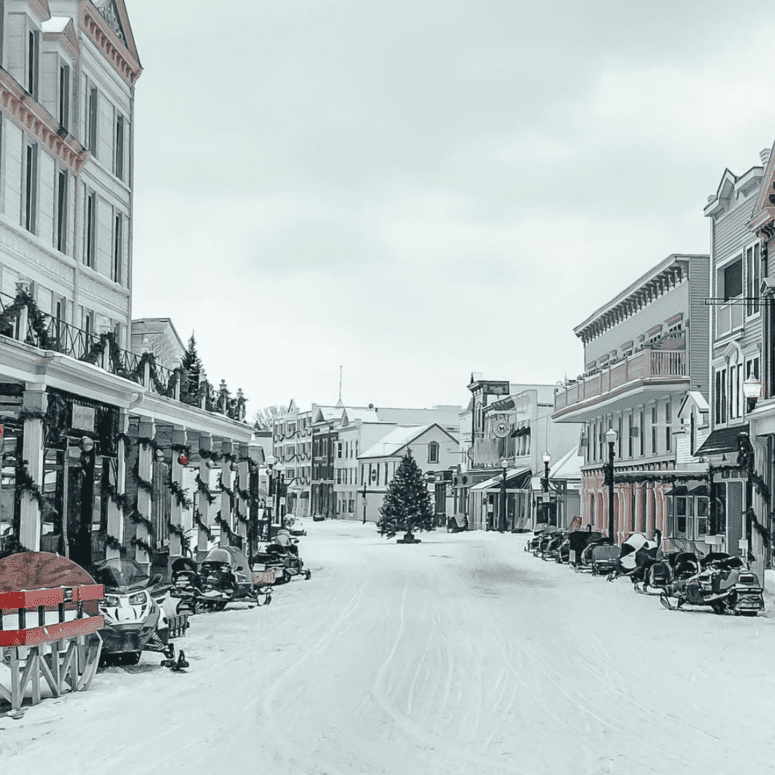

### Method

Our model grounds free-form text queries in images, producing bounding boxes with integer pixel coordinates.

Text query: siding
[687,255,710,398]
[584,281,689,368]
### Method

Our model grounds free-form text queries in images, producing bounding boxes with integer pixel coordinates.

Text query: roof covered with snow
[359,425,434,459]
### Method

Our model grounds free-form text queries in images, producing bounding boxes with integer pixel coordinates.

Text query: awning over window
[469,467,532,492]
[695,424,748,457]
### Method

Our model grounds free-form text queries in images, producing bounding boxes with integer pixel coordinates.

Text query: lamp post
[605,428,618,544]
[362,481,367,524]
[266,455,281,542]
[500,458,508,533]
[542,451,551,526]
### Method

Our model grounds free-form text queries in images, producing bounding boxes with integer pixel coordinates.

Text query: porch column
[197,433,212,555]
[654,484,665,537]
[169,427,187,558]
[634,483,644,535]
[236,443,250,542]
[106,410,128,559]
[135,419,155,572]
[220,440,234,546]
[645,483,655,539]
[19,386,47,551]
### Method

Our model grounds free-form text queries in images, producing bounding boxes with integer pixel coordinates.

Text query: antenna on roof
[336,366,344,408]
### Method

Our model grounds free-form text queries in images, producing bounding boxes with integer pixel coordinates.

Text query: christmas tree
[376,450,435,543]
[181,334,203,402]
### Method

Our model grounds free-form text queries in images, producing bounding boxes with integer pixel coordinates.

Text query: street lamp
[743,375,762,413]
[361,481,367,524]
[542,452,551,493]
[605,428,618,544]
[500,458,508,533]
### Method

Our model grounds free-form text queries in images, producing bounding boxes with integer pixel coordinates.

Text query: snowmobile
[659,553,765,616]
[169,557,203,615]
[93,557,188,670]
[576,535,610,571]
[446,513,468,533]
[197,545,272,611]
[565,530,602,566]
[606,532,660,589]
[589,543,620,576]
[532,528,560,557]
[541,530,568,561]
[644,536,702,593]
[252,533,312,584]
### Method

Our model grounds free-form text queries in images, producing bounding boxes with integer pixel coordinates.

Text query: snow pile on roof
[42,17,71,33]
[549,446,584,480]
[359,425,432,459]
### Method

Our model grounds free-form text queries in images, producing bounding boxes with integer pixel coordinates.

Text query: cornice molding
[0,69,87,173]
[80,4,142,87]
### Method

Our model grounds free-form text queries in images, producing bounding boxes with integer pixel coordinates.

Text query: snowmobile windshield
[203,548,232,566]
[94,558,150,591]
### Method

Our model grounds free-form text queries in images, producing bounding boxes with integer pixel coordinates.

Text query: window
[112,211,123,283]
[56,169,68,253]
[58,62,70,130]
[628,415,633,458]
[87,85,98,156]
[721,258,743,301]
[665,400,672,452]
[84,191,96,267]
[337,442,342,459]
[114,113,124,179]
[428,441,439,464]
[715,368,728,424]
[336,469,341,485]
[746,243,761,316]
[639,411,645,456]
[651,405,658,455]
[26,29,39,99]
[617,416,622,459]
[23,142,37,233]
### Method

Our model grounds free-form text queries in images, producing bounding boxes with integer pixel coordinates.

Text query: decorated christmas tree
[181,334,203,402]
[376,450,435,543]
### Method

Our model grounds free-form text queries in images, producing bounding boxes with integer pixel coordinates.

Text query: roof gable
[750,143,775,237]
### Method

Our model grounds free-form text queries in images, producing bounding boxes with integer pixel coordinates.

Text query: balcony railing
[555,349,687,412]
[0,290,247,422]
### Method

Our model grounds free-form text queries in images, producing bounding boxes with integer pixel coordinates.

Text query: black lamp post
[500,458,508,533]
[542,451,551,526]
[361,481,367,524]
[605,428,618,544]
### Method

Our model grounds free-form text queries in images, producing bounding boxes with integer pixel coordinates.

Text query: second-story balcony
[553,349,688,422]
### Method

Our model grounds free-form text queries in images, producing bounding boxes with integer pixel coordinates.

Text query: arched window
[428,441,439,464]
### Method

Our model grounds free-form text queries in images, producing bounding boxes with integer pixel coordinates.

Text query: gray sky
[128,0,775,415]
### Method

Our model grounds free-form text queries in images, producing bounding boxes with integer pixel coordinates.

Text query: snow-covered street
[3,522,775,774]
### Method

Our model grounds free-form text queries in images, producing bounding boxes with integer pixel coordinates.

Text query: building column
[645,483,655,539]
[19,386,47,551]
[634,483,644,535]
[169,427,187,558]
[654,484,665,539]
[106,410,128,559]
[220,440,234,546]
[135,419,155,572]
[236,443,250,543]
[197,434,212,555]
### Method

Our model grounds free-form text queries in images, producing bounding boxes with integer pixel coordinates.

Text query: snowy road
[3,522,775,774]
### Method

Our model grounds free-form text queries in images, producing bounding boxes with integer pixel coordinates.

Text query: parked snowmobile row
[526,526,765,617]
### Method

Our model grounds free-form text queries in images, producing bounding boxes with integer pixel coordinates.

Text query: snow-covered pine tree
[181,334,203,402]
[376,450,435,543]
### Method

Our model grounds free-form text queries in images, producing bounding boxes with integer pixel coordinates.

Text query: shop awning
[469,467,531,492]
[695,424,748,457]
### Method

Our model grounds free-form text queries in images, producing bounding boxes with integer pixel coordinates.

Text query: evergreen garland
[214,511,234,539]
[0,290,52,348]
[170,442,191,457]
[199,448,222,463]
[376,450,435,540]
[195,473,216,505]
[167,522,186,540]
[16,459,49,514]
[117,431,131,453]
[128,507,155,537]
[131,535,154,555]
[132,460,154,495]
[193,508,213,541]
[104,534,127,555]
[168,476,193,510]
[217,472,235,503]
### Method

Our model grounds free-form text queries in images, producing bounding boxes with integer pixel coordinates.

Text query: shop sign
[71,403,95,433]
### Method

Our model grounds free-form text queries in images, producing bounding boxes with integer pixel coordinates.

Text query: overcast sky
[128,0,775,416]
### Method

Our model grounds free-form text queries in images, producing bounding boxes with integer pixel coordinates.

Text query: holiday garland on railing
[0,290,52,349]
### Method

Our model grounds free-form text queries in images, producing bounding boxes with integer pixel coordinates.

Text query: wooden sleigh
[0,552,105,714]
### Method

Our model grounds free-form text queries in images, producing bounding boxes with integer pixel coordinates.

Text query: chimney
[761,148,771,166]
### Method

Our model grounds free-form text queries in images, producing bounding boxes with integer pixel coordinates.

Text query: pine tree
[181,334,203,401]
[376,450,435,543]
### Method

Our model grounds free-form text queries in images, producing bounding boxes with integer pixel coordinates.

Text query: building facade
[0,2,257,574]
[552,254,710,544]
